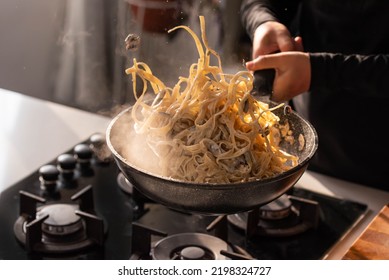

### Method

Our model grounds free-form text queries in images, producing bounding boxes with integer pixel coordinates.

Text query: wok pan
[106,99,318,215]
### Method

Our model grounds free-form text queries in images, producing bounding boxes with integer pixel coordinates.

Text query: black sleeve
[240,0,301,40]
[309,53,389,98]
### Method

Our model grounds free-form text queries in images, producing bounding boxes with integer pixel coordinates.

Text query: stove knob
[57,154,77,180]
[89,133,112,164]
[74,143,94,176]
[39,164,59,192]
[74,144,93,162]
[89,133,105,148]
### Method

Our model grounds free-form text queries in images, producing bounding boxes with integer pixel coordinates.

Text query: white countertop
[0,88,110,189]
[1,88,389,260]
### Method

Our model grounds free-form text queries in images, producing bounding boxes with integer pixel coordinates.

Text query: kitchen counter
[0,88,110,190]
[295,172,389,259]
[1,88,389,260]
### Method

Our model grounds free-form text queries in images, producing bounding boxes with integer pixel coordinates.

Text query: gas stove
[0,133,368,260]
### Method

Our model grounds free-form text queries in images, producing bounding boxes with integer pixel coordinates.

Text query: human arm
[246,52,389,102]
[240,0,300,41]
[241,0,301,57]
[241,0,303,97]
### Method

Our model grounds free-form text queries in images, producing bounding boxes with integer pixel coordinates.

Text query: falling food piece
[125,34,141,51]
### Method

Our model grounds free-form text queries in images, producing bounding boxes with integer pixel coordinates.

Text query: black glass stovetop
[0,135,368,260]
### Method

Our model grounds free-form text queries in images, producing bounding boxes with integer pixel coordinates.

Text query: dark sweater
[241,0,389,190]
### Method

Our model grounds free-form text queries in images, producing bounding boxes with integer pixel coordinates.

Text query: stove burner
[152,233,231,260]
[228,195,320,237]
[259,194,293,220]
[36,204,82,236]
[13,186,104,254]
[131,216,254,260]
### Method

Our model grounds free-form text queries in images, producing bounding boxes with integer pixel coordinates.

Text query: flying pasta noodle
[124,16,299,184]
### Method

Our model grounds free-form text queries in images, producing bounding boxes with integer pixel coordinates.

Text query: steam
[108,106,161,176]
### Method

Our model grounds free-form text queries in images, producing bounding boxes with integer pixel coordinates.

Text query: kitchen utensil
[106,100,318,215]
[253,69,275,96]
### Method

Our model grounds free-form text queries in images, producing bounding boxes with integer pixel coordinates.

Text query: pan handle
[252,69,275,97]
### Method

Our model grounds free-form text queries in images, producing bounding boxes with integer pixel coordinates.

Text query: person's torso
[293,0,389,190]
[299,0,389,54]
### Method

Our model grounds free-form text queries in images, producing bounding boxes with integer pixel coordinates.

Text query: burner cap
[181,246,206,260]
[36,204,82,236]
[227,195,319,237]
[152,233,230,260]
[14,190,105,254]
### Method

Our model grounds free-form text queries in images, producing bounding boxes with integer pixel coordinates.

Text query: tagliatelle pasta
[124,16,298,183]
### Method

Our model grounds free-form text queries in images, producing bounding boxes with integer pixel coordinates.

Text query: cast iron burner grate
[130,217,254,260]
[13,185,104,254]
[228,194,320,237]
[129,188,368,260]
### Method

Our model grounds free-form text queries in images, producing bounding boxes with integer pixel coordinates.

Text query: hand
[252,21,302,57]
[246,52,311,102]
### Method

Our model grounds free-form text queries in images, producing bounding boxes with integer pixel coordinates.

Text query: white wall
[0,0,65,100]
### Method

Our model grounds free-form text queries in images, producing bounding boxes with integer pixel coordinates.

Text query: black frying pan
[106,99,318,215]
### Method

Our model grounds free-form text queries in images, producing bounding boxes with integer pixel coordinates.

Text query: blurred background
[0,0,251,115]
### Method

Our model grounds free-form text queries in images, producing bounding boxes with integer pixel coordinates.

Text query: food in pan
[124,16,301,184]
